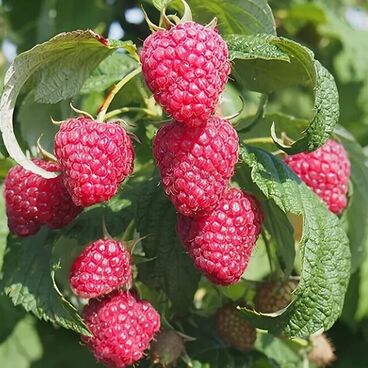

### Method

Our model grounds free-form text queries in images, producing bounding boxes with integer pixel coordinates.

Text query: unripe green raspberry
[150,330,185,367]
[215,303,256,352]
[254,280,298,313]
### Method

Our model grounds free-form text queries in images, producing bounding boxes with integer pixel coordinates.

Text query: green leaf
[227,35,312,93]
[186,0,276,35]
[22,33,134,104]
[235,168,295,278]
[225,34,290,62]
[0,157,13,179]
[136,176,200,314]
[0,134,8,157]
[335,127,368,272]
[64,184,136,245]
[255,333,304,368]
[356,257,368,321]
[81,52,138,94]
[0,316,42,368]
[0,30,136,179]
[31,320,101,368]
[152,0,173,11]
[154,0,276,36]
[0,294,24,344]
[339,129,368,324]
[228,35,339,153]
[237,145,350,337]
[1,229,90,335]
[263,202,296,278]
[238,112,311,157]
[17,92,70,155]
[286,60,339,153]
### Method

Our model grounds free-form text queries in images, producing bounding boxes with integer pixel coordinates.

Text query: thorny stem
[97,67,142,122]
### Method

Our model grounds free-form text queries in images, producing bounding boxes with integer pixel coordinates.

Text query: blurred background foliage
[1,0,368,367]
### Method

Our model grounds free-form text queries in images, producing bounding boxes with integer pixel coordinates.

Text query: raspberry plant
[1,0,368,367]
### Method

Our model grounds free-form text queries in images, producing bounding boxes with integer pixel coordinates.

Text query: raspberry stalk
[96,67,142,122]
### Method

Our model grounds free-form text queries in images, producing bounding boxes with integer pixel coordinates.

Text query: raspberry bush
[0,0,368,367]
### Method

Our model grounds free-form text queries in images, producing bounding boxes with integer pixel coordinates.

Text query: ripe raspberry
[153,117,239,217]
[177,188,263,285]
[215,303,256,352]
[254,280,298,313]
[284,139,350,214]
[54,117,134,207]
[140,22,230,127]
[82,290,160,368]
[4,159,81,237]
[308,334,335,367]
[150,330,185,367]
[69,239,132,299]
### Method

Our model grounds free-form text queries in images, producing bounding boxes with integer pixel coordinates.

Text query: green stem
[101,214,112,239]
[303,353,310,368]
[293,337,310,348]
[105,107,157,120]
[97,66,142,122]
[261,230,274,274]
[244,137,274,145]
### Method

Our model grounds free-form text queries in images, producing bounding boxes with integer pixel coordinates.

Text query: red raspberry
[140,22,230,127]
[4,159,81,237]
[153,117,239,217]
[69,239,132,299]
[54,117,134,207]
[176,188,263,285]
[284,140,350,214]
[82,290,160,368]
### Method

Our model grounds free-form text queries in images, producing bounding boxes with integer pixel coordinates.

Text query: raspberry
[69,239,132,299]
[150,330,185,367]
[54,117,134,207]
[177,188,263,285]
[284,139,350,214]
[82,290,160,368]
[153,117,239,217]
[215,303,256,352]
[4,159,81,237]
[254,280,298,313]
[308,334,335,367]
[140,22,230,127]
